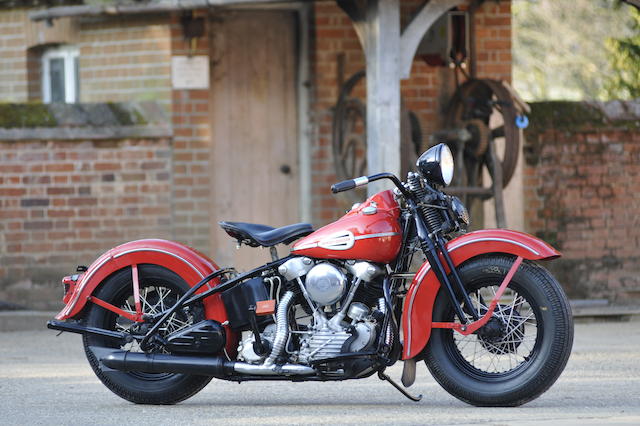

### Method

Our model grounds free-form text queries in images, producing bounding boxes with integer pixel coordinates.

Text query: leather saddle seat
[219,221,314,247]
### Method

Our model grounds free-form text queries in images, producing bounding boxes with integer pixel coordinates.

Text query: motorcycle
[48,143,573,406]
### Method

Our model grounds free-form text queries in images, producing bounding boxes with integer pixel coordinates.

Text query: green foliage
[513,0,637,101]
[605,9,640,99]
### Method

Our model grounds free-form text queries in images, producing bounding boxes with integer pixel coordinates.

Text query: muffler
[101,350,231,376]
[100,350,315,376]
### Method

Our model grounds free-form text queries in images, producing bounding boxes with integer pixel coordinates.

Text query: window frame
[42,45,79,103]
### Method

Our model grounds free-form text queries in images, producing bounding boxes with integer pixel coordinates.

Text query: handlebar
[331,173,413,199]
[331,176,369,193]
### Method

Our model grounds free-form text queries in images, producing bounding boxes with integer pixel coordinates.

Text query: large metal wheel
[444,79,521,188]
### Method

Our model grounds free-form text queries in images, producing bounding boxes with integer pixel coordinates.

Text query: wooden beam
[336,0,367,50]
[29,0,309,21]
[364,0,402,193]
[399,0,467,79]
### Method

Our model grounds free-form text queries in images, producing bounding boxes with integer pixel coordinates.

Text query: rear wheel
[83,265,212,404]
[424,256,573,406]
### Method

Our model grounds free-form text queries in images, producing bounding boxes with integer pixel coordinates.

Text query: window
[42,46,79,103]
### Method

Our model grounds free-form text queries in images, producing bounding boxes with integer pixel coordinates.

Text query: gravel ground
[1,321,639,425]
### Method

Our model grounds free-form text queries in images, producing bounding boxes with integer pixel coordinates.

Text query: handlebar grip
[331,180,356,193]
[331,176,369,193]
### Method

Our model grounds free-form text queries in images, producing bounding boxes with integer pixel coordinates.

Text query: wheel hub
[477,317,505,340]
[477,304,525,354]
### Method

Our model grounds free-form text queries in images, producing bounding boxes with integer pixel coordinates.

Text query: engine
[235,257,388,375]
[304,263,346,306]
[297,301,378,364]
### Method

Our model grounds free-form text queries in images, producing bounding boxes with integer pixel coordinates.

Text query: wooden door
[210,11,299,270]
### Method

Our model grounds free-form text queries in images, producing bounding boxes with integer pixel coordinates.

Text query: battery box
[221,277,271,330]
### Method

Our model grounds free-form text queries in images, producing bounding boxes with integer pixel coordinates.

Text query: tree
[605,8,640,99]
[513,0,635,101]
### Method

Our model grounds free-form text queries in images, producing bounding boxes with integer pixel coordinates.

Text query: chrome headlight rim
[416,143,455,187]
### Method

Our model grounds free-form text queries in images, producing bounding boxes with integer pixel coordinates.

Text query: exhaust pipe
[99,290,316,378]
[101,351,231,376]
[233,362,314,376]
[100,350,315,376]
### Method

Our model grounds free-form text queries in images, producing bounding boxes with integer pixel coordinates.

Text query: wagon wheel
[332,70,422,203]
[444,79,521,188]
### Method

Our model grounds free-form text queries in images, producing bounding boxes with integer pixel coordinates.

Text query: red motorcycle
[48,143,573,406]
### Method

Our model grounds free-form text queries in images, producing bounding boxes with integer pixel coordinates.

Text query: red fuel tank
[292,190,402,264]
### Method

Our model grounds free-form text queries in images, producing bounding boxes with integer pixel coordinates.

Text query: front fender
[401,229,560,360]
[55,239,226,322]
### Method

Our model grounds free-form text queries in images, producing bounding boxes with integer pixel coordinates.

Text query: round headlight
[416,143,454,187]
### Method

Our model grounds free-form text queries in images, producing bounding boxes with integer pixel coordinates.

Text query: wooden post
[364,0,401,195]
[487,139,507,228]
[337,0,466,194]
[399,0,466,78]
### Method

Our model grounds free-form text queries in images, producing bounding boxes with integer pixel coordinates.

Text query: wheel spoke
[453,281,539,374]
[112,282,196,354]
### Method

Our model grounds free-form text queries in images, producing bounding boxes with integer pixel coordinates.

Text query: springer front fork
[408,200,524,332]
[423,235,480,324]
[409,200,480,324]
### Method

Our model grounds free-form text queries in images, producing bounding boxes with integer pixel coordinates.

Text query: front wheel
[424,256,573,406]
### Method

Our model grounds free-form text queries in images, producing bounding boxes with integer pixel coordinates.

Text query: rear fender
[56,239,226,320]
[56,239,238,355]
[401,229,560,360]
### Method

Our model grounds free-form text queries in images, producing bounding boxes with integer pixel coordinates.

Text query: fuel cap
[362,205,377,215]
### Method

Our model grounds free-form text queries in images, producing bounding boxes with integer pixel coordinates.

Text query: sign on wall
[171,56,209,89]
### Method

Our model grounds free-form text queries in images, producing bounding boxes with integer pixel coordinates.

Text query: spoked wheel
[455,286,538,373]
[83,265,212,404]
[424,256,573,406]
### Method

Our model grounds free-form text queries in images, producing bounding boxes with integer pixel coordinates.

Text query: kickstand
[377,371,423,402]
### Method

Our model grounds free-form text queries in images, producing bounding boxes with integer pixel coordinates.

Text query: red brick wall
[169,12,212,254]
[474,1,512,80]
[523,102,640,302]
[0,138,172,309]
[309,0,512,226]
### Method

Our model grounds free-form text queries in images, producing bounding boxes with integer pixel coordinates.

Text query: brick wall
[474,1,511,80]
[309,0,512,226]
[77,15,172,108]
[0,9,172,107]
[168,12,212,254]
[0,9,29,101]
[523,101,640,302]
[0,138,172,310]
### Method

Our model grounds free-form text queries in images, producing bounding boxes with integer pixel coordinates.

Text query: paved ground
[1,321,639,426]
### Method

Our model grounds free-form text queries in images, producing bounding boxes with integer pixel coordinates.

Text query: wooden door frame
[213,3,312,224]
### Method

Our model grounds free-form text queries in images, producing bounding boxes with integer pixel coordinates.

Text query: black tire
[424,256,573,407]
[83,265,212,404]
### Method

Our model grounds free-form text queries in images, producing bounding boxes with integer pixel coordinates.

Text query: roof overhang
[29,0,311,21]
